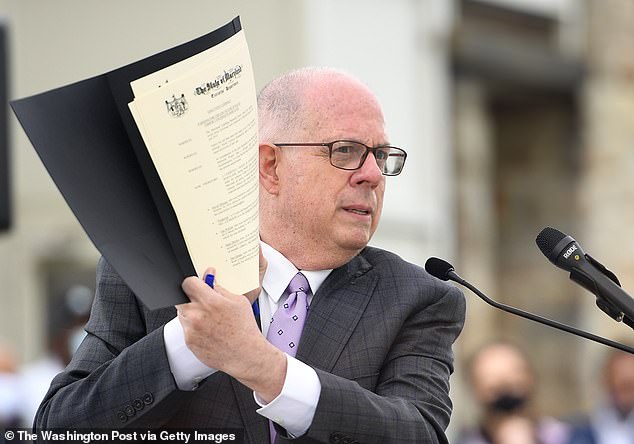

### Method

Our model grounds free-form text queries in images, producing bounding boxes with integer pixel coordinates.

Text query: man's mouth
[343,206,372,216]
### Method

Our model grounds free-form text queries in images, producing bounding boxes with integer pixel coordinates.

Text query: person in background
[19,285,92,427]
[0,341,22,430]
[456,341,570,444]
[568,346,634,444]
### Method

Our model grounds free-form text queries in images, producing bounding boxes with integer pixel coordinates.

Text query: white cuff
[163,317,216,390]
[254,355,321,437]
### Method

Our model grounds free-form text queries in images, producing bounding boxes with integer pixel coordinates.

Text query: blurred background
[1,0,633,440]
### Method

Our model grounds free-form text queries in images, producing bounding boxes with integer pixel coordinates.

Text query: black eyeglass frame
[273,140,407,176]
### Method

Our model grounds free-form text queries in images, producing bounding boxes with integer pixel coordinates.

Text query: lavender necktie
[266,272,310,442]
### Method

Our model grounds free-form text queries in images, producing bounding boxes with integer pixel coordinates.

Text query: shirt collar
[261,241,333,303]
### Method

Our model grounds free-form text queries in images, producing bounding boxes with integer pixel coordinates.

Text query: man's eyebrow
[330,138,393,147]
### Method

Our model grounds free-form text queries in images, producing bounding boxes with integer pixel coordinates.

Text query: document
[128,30,259,295]
[11,17,257,309]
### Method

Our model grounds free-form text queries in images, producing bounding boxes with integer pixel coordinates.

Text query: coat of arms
[165,94,188,117]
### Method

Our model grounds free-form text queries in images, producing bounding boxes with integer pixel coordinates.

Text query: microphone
[424,257,634,355]
[536,227,634,328]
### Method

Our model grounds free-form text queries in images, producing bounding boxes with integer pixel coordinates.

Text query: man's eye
[375,150,389,160]
[334,145,354,154]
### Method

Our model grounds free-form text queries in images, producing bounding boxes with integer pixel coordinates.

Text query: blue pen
[205,273,260,327]
[252,299,261,330]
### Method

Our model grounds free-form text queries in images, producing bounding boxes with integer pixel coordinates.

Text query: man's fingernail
[205,274,215,288]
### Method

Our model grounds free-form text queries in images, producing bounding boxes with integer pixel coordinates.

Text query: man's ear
[259,143,280,194]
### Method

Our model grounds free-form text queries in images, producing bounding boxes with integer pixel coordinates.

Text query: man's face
[471,345,534,408]
[606,352,634,417]
[273,78,387,269]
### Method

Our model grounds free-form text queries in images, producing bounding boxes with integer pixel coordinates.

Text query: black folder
[11,17,243,310]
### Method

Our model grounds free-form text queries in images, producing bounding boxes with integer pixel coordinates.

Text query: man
[35,68,465,443]
[0,342,22,429]
[568,346,634,444]
[456,341,569,444]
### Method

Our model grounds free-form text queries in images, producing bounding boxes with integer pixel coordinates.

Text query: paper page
[130,30,247,97]
[128,31,258,295]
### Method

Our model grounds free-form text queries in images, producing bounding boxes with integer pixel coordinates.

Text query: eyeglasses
[274,140,407,176]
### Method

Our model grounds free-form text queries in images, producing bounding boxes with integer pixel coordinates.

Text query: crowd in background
[455,341,634,444]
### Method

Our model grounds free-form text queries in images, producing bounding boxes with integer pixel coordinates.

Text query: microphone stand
[447,270,634,355]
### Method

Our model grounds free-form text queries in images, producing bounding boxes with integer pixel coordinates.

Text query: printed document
[129,30,258,295]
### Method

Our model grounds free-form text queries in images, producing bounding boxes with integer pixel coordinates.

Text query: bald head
[257,67,383,143]
[468,342,535,405]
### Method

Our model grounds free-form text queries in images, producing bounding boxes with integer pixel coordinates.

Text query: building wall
[302,0,457,268]
[578,0,634,406]
[452,0,634,422]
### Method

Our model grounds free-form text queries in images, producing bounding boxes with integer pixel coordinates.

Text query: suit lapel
[230,378,269,444]
[296,251,377,372]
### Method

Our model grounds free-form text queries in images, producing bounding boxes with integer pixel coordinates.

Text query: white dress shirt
[163,241,332,437]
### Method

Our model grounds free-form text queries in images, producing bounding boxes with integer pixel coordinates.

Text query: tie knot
[287,272,310,295]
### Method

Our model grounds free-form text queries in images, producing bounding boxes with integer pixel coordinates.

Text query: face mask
[613,401,634,421]
[487,393,528,414]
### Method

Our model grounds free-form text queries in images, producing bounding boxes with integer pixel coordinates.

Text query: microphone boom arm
[449,270,634,355]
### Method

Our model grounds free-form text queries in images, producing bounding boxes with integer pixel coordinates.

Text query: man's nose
[351,152,383,187]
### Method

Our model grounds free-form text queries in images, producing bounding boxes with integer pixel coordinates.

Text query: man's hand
[177,266,285,403]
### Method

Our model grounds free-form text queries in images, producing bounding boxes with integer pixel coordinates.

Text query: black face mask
[487,393,528,414]
[615,403,634,421]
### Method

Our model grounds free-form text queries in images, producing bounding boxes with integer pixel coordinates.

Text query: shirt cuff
[254,355,321,437]
[163,317,216,390]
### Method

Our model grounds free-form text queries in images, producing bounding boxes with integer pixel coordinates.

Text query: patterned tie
[266,272,310,443]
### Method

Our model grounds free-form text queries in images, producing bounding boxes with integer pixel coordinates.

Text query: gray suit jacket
[36,246,465,444]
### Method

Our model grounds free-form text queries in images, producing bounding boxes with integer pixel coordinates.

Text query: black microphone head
[425,257,455,281]
[536,226,584,270]
[536,227,567,258]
